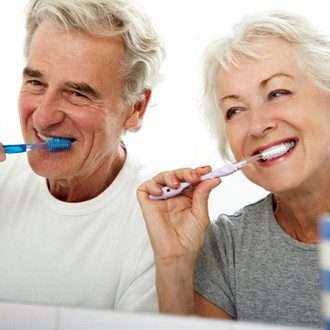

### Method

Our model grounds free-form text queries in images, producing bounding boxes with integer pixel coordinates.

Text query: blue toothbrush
[3,138,72,154]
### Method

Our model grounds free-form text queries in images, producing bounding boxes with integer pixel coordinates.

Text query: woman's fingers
[142,166,214,197]
[191,177,221,227]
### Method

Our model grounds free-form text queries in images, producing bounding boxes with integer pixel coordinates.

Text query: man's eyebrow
[65,82,100,99]
[23,67,43,78]
[22,67,100,99]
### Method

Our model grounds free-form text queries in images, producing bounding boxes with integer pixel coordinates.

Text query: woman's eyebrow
[260,73,293,87]
[220,94,239,103]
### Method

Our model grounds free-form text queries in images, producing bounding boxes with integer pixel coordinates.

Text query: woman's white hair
[201,10,330,161]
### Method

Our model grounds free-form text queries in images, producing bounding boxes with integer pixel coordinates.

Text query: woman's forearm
[155,258,196,314]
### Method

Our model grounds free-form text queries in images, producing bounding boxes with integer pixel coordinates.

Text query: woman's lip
[252,138,297,156]
[253,140,297,166]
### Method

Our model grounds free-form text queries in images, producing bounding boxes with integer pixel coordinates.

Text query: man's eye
[28,80,43,86]
[25,80,45,92]
[64,90,91,106]
[72,91,86,98]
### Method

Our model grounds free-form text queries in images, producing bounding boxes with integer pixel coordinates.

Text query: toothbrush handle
[149,181,193,200]
[3,140,71,154]
[149,160,248,200]
[200,160,247,180]
[3,144,27,154]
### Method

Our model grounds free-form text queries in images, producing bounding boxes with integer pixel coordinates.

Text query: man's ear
[124,89,152,129]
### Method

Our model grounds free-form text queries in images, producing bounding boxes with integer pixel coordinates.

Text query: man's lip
[36,131,76,143]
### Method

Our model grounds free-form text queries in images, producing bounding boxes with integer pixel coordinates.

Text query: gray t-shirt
[194,193,322,328]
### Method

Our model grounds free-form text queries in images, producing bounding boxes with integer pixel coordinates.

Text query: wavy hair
[24,0,165,131]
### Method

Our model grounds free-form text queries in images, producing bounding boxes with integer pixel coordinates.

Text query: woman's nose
[247,105,277,138]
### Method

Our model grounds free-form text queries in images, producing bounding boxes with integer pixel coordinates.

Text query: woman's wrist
[155,257,197,314]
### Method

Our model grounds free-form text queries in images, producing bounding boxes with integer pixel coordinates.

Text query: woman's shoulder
[212,193,273,230]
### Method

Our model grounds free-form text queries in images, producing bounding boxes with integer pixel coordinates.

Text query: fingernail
[190,171,199,178]
[171,176,180,185]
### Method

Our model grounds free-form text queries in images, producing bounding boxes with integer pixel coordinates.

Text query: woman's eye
[268,89,291,99]
[225,108,241,120]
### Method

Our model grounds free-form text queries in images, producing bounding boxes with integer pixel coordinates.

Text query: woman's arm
[137,166,220,314]
[194,290,234,319]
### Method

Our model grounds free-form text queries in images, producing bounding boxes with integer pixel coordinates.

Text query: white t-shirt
[0,148,158,313]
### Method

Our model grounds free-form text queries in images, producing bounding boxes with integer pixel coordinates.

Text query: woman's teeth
[260,140,296,162]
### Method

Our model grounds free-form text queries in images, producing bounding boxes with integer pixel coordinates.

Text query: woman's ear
[124,89,152,128]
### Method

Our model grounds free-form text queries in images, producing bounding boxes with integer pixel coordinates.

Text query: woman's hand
[137,166,220,260]
[137,166,220,314]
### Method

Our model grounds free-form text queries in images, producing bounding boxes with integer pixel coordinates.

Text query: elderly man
[0,0,164,312]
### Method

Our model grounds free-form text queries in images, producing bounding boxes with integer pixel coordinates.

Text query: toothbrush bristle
[261,141,294,161]
[47,138,72,151]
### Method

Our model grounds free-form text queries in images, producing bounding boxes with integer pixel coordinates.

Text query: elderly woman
[137,10,329,328]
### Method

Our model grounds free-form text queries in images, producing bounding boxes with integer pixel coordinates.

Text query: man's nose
[32,91,66,130]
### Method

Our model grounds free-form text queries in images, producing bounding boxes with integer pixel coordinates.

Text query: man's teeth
[38,133,65,141]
